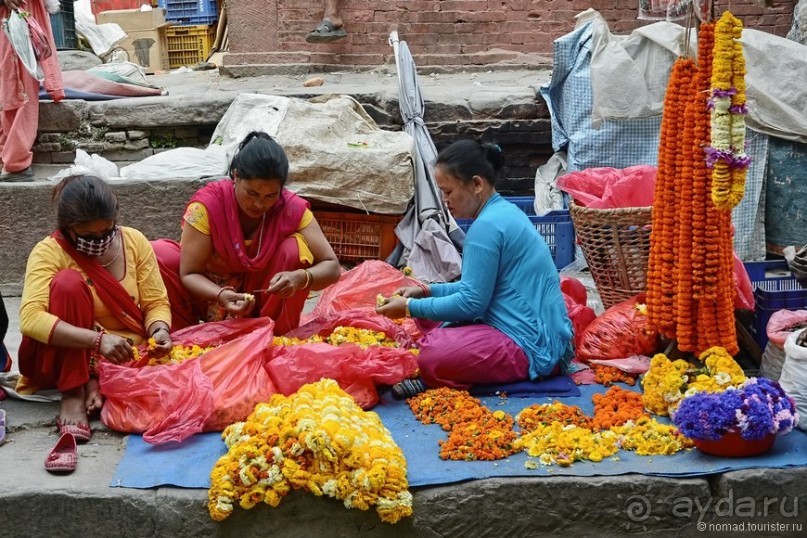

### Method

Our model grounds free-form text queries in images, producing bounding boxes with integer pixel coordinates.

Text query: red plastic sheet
[100,318,277,444]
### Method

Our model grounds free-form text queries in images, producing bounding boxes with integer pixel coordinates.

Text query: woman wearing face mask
[18,175,172,443]
[376,139,574,398]
[152,131,340,335]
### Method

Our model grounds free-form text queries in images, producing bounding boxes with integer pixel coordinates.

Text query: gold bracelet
[405,298,412,318]
[302,268,313,289]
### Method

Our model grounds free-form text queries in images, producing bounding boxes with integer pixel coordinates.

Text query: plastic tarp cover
[120,145,229,179]
[211,94,415,215]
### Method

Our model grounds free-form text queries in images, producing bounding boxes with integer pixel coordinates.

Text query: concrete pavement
[1,292,806,536]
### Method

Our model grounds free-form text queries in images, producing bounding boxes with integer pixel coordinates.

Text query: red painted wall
[223,0,797,68]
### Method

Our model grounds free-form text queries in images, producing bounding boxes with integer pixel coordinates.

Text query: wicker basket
[569,201,653,310]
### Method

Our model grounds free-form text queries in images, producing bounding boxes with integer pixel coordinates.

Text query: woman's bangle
[301,268,313,290]
[405,298,412,318]
[89,329,105,376]
[216,286,234,304]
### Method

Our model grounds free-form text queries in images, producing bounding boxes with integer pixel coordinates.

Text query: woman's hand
[218,289,256,315]
[265,270,307,298]
[149,327,173,357]
[98,333,134,364]
[393,285,428,299]
[376,295,408,319]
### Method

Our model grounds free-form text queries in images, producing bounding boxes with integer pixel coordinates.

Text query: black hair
[52,175,119,232]
[229,131,290,186]
[435,139,505,188]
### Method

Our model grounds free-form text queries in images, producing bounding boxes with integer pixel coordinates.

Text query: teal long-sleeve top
[408,193,574,379]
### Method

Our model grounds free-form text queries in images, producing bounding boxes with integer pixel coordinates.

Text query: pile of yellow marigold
[134,338,216,366]
[208,379,412,523]
[642,346,746,416]
[273,326,416,352]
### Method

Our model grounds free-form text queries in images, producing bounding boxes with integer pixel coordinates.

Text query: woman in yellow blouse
[18,175,172,443]
[153,132,340,335]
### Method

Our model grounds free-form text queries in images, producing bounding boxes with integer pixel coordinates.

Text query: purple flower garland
[671,378,798,441]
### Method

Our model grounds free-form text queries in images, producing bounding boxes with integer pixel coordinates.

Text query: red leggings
[152,237,310,335]
[19,270,94,392]
[415,319,530,390]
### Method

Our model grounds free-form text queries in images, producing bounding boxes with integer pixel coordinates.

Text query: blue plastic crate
[749,261,807,349]
[456,209,575,270]
[49,0,77,50]
[159,0,218,25]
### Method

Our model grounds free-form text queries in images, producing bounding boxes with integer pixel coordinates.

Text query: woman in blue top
[377,139,573,398]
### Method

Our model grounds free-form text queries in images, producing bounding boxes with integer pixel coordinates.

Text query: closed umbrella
[387,31,463,282]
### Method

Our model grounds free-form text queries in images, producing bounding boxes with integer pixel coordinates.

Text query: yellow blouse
[183,202,314,265]
[19,227,171,346]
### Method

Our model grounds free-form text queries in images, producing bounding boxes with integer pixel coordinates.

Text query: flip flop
[56,418,91,444]
[45,432,78,473]
[0,409,6,446]
[306,20,347,43]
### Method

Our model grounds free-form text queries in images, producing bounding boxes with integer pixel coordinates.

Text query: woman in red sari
[153,132,341,334]
[18,175,172,443]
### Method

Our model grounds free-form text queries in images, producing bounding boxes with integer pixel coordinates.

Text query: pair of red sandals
[45,420,91,474]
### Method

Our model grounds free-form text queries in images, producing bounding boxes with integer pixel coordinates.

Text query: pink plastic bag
[560,276,597,346]
[100,318,277,444]
[733,254,754,311]
[767,310,807,347]
[557,165,657,209]
[303,260,425,322]
[576,294,660,362]
[267,308,419,409]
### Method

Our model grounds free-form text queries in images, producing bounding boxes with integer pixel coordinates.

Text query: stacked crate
[158,0,218,68]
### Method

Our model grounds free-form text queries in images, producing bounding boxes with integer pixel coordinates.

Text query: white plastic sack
[759,341,786,382]
[49,149,121,182]
[741,29,807,143]
[74,0,127,58]
[119,145,229,180]
[780,328,807,431]
[212,94,415,214]
[533,151,567,216]
[580,9,695,125]
[1,10,43,81]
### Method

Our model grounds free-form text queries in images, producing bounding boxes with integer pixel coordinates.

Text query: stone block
[38,101,87,132]
[78,141,106,153]
[51,151,77,164]
[36,133,61,143]
[103,149,154,162]
[127,130,148,140]
[33,142,61,153]
[104,132,127,143]
[103,142,124,151]
[88,95,233,129]
[124,139,151,151]
[32,151,52,164]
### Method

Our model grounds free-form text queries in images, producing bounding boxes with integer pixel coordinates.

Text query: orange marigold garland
[647,57,697,337]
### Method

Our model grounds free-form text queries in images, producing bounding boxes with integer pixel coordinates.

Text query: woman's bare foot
[59,386,89,426]
[85,378,104,416]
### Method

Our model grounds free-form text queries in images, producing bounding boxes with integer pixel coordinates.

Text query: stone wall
[224,0,797,69]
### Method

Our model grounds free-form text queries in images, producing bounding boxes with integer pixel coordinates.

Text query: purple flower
[671,379,798,441]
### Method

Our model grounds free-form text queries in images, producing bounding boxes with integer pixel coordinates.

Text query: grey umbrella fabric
[387,31,463,282]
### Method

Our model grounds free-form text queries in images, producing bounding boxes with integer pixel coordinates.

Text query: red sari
[154,179,311,334]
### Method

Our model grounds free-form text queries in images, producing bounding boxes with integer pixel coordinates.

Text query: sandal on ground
[391,378,428,400]
[56,418,91,443]
[45,432,78,473]
[306,20,347,43]
[0,409,6,445]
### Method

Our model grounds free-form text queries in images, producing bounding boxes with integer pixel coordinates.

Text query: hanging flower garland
[708,11,749,211]
[208,379,412,524]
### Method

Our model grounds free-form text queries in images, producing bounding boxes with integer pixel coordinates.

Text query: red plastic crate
[314,211,400,265]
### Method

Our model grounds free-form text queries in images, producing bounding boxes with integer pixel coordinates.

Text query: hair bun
[482,143,505,171]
